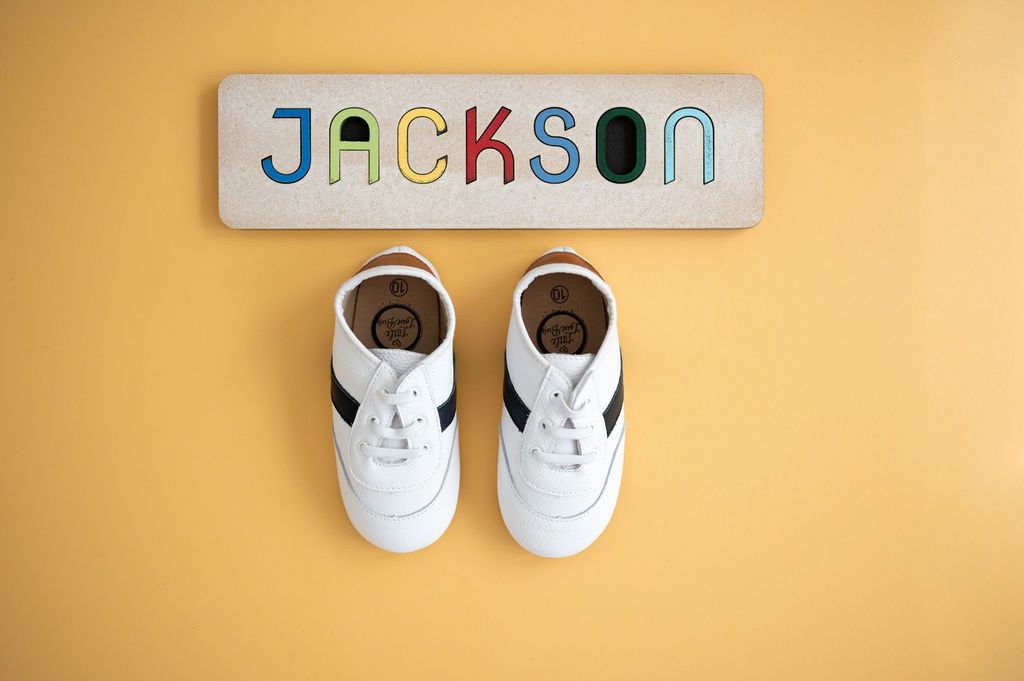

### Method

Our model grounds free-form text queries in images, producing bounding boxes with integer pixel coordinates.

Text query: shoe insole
[521,273,607,355]
[347,275,443,353]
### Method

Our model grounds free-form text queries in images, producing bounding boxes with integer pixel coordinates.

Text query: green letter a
[329,108,380,184]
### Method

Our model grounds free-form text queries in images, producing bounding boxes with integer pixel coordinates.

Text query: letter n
[664,107,714,185]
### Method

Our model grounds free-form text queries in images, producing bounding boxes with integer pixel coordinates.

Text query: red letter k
[466,106,514,184]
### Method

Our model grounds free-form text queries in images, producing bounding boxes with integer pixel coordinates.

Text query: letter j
[261,108,312,184]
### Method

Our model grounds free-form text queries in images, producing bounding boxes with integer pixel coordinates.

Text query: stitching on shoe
[334,423,457,521]
[344,367,444,493]
[517,372,599,497]
[500,421,624,523]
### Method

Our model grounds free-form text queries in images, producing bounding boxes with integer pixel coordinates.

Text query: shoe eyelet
[416,417,425,424]
[357,441,368,451]
[368,416,378,424]
[420,443,430,451]
[411,388,420,397]
[540,420,549,430]
[551,391,560,400]
[529,446,542,457]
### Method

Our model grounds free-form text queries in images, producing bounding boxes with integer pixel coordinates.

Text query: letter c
[397,108,448,184]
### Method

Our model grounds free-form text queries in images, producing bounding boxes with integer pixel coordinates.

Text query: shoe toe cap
[337,453,459,553]
[497,451,622,558]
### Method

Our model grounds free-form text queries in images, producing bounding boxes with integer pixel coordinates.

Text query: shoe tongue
[544,353,594,386]
[369,348,426,458]
[542,353,595,465]
[370,348,426,378]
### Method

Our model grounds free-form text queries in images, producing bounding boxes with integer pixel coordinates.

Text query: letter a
[329,108,380,185]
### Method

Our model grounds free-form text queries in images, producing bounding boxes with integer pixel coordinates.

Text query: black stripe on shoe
[602,359,625,435]
[330,359,360,426]
[438,380,456,431]
[505,355,624,435]
[503,356,531,432]
[331,356,458,431]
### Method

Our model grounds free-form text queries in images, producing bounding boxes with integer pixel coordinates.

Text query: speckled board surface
[218,74,763,229]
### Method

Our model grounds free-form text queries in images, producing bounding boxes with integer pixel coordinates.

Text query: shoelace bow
[530,373,599,467]
[357,388,429,463]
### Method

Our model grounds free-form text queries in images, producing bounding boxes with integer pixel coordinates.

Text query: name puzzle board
[218,74,763,229]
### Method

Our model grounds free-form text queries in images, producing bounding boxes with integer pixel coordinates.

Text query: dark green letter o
[596,107,647,184]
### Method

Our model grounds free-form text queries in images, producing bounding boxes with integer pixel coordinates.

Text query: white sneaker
[331,246,459,553]
[498,247,625,557]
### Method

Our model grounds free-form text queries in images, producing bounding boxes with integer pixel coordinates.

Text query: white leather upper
[499,250,625,556]
[331,247,459,552]
[333,363,455,516]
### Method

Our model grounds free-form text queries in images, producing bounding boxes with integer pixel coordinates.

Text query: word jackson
[260,106,715,187]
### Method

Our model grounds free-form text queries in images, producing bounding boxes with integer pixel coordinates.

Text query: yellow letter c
[397,108,448,184]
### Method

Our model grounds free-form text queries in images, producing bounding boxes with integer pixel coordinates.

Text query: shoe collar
[334,264,456,373]
[510,261,618,376]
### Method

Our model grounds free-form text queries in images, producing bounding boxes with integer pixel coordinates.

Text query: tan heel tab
[358,252,434,275]
[524,252,602,279]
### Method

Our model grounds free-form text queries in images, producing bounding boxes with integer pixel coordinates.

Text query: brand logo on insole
[372,304,420,350]
[550,285,570,304]
[537,311,587,354]
[389,278,408,297]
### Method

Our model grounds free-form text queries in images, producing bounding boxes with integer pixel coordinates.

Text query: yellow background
[1,0,1022,678]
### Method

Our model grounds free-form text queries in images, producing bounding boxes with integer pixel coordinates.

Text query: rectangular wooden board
[218,74,763,229]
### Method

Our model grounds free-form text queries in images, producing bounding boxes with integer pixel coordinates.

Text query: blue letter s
[530,107,580,184]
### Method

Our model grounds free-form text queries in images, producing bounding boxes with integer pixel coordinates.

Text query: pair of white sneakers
[330,246,625,557]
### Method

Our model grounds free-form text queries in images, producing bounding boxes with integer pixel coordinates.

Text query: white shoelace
[530,374,598,467]
[357,388,429,463]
